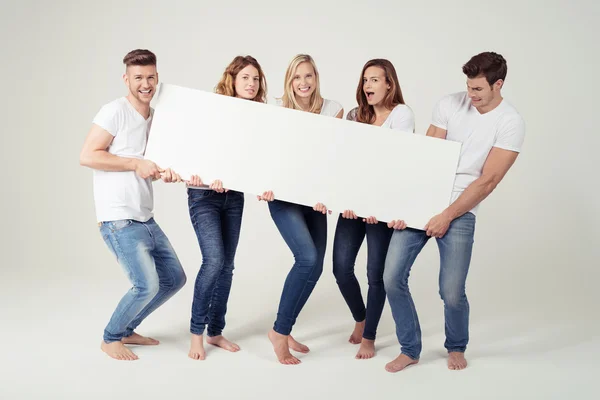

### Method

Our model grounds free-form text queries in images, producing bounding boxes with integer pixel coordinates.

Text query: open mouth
[298,86,311,93]
[366,91,375,100]
[139,89,152,95]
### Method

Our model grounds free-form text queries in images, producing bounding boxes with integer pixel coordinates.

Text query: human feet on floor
[101,341,138,361]
[206,335,240,352]
[355,338,375,359]
[349,320,365,344]
[121,332,159,346]
[385,354,419,372]
[268,329,301,365]
[448,352,467,370]
[188,334,206,360]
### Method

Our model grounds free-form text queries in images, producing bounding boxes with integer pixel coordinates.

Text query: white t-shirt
[91,97,154,223]
[432,91,525,215]
[273,97,343,117]
[346,104,415,132]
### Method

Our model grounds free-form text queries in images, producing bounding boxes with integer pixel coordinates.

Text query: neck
[126,93,150,119]
[476,94,503,114]
[297,95,311,111]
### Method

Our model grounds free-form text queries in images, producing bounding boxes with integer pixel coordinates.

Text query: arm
[335,108,344,119]
[425,147,519,237]
[79,124,161,179]
[425,123,447,139]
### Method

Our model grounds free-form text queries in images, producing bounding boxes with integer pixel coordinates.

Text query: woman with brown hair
[333,58,414,360]
[186,55,267,360]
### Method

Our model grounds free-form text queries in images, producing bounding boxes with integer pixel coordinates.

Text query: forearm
[443,177,497,220]
[80,150,139,172]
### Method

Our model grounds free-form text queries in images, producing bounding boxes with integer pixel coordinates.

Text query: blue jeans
[332,215,393,340]
[99,218,187,343]
[383,212,476,359]
[268,200,327,336]
[188,189,244,336]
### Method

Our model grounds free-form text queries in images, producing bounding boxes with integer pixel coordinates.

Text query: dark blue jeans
[332,215,393,340]
[268,200,327,336]
[188,188,244,336]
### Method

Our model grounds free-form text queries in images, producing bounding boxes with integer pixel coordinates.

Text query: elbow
[481,175,500,193]
[79,151,91,168]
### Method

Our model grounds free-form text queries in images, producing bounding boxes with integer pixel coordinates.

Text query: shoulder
[346,107,358,121]
[436,91,469,110]
[322,98,343,116]
[391,103,415,117]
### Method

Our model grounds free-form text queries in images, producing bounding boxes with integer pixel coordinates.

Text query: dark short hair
[462,52,507,86]
[123,49,156,67]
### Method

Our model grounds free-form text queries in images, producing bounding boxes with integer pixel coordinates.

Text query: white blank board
[145,83,461,230]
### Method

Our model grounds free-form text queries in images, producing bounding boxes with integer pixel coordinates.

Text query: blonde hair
[215,55,267,103]
[281,54,324,113]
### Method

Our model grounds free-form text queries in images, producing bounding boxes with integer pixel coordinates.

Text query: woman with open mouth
[186,55,268,361]
[259,54,343,365]
[333,58,415,360]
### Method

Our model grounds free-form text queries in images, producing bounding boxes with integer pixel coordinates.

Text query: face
[292,62,316,99]
[234,64,260,100]
[363,66,390,106]
[123,65,158,104]
[466,75,502,108]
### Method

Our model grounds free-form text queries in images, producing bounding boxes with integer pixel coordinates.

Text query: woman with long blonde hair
[259,54,343,365]
[186,55,267,361]
[333,58,414,360]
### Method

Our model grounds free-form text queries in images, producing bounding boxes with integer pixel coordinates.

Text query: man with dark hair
[383,51,525,372]
[80,49,187,360]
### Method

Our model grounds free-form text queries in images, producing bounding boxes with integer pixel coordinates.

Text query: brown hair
[462,52,507,86]
[123,49,156,67]
[215,55,267,103]
[355,59,405,124]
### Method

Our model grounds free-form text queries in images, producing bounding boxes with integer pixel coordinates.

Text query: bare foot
[122,332,159,346]
[288,335,309,353]
[448,352,467,370]
[385,354,419,373]
[206,335,240,352]
[188,334,206,360]
[101,341,138,361]
[355,338,375,359]
[349,320,365,344]
[268,329,301,365]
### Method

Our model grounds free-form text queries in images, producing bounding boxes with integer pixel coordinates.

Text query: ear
[494,79,504,90]
[122,72,128,85]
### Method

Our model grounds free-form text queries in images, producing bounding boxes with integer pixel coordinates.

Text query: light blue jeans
[383,212,476,359]
[99,218,187,343]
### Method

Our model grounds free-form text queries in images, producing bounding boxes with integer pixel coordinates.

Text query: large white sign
[145,83,461,229]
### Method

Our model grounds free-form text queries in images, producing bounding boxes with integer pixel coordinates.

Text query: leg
[206,191,244,353]
[99,220,161,360]
[123,219,187,335]
[436,212,476,370]
[267,200,319,365]
[383,228,429,372]
[285,205,327,353]
[332,215,367,345]
[356,221,393,359]
[186,189,226,360]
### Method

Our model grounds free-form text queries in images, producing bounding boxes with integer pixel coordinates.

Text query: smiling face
[123,65,158,104]
[234,64,260,100]
[362,66,390,106]
[292,62,316,100]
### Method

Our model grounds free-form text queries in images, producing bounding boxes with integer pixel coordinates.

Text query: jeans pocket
[189,189,214,202]
[111,219,133,231]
